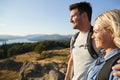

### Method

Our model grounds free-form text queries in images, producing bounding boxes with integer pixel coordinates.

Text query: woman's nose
[91,34,94,39]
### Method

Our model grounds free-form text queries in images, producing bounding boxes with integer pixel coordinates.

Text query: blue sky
[0,0,120,36]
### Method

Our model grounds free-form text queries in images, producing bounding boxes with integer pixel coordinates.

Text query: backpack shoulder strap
[70,32,79,53]
[87,26,98,59]
[97,52,120,80]
[70,26,98,59]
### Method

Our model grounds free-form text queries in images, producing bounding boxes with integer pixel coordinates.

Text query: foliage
[34,43,46,53]
[0,49,4,59]
[7,45,22,57]
[34,40,70,54]
[0,40,70,59]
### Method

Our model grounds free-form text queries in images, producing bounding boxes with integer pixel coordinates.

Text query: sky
[0,0,120,36]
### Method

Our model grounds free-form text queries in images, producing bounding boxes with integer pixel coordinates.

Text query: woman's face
[92,24,113,49]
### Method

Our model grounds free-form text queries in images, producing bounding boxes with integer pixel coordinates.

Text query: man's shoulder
[73,32,79,37]
[71,32,79,40]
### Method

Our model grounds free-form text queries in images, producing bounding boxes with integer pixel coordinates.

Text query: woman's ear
[109,30,114,38]
[111,33,115,38]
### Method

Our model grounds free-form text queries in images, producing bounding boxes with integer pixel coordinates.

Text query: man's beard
[73,25,78,29]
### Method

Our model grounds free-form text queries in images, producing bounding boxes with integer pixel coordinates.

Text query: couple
[65,1,120,80]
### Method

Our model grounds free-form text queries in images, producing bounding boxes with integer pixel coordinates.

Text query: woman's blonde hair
[94,9,120,48]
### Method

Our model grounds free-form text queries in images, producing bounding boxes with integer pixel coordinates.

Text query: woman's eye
[93,31,97,33]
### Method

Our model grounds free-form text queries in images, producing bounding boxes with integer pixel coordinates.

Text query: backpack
[70,26,98,59]
[96,52,120,80]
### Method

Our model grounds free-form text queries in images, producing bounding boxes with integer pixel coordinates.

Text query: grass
[38,48,70,62]
[0,70,19,80]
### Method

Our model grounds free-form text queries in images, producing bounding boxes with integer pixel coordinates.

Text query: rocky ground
[0,48,70,80]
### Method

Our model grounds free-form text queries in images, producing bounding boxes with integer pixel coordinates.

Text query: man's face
[70,9,82,29]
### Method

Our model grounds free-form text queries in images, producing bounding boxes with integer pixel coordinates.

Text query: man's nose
[70,18,73,23]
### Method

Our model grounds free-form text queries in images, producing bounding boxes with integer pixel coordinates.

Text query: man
[65,2,97,80]
[65,2,120,80]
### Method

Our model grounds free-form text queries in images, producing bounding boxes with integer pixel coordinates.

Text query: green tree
[7,45,22,57]
[34,43,46,53]
[0,49,4,59]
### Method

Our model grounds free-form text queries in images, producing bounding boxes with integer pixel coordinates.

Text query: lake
[0,38,37,45]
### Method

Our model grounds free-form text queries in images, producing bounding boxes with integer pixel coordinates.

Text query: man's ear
[82,12,87,18]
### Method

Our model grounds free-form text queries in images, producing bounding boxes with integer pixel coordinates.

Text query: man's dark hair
[69,1,92,22]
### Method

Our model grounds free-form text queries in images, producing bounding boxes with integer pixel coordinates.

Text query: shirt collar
[96,48,120,65]
[104,48,120,61]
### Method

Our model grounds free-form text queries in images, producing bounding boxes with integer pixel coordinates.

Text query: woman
[86,9,120,80]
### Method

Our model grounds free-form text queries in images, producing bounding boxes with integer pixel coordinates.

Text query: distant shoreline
[0,39,36,45]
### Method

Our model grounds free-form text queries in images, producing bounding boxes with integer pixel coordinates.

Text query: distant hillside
[25,34,72,41]
[0,35,22,41]
[0,34,73,42]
